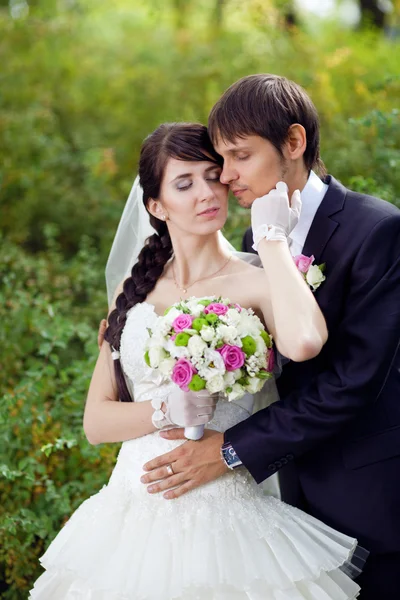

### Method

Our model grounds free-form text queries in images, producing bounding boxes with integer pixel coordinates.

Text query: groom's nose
[220,163,238,185]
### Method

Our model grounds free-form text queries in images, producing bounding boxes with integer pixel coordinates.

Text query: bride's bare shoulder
[230,253,263,274]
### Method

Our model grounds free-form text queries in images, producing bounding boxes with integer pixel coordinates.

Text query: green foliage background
[0,0,399,596]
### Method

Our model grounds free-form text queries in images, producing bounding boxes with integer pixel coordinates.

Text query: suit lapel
[302,176,347,262]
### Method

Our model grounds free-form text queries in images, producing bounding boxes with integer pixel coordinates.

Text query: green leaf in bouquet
[198,299,212,307]
[144,351,151,366]
[260,330,271,348]
[319,263,326,273]
[257,369,273,380]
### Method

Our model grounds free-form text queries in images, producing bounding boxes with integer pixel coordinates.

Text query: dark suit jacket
[229,176,400,555]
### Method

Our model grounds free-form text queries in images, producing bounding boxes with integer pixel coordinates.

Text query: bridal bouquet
[144,297,274,439]
[144,296,274,399]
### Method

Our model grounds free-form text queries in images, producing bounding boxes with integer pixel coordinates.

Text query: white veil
[105,176,261,307]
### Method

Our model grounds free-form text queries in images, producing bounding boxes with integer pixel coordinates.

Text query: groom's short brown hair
[208,74,323,173]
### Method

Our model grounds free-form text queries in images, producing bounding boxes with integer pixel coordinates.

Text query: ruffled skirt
[29,435,366,599]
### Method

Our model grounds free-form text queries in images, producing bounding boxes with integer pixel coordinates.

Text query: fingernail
[140,476,147,483]
[148,486,155,493]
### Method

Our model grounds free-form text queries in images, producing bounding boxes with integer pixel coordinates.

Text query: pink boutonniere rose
[294,254,326,291]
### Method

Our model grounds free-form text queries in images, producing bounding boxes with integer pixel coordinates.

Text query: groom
[139,75,400,598]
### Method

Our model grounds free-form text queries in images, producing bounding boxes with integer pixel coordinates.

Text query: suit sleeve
[241,227,257,254]
[226,214,400,483]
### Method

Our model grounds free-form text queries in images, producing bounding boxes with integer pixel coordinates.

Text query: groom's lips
[231,188,247,197]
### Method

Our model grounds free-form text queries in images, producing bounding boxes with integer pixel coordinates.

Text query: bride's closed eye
[177,182,192,191]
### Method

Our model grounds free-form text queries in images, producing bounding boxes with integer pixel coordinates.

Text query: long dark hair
[104,123,223,402]
[208,74,327,177]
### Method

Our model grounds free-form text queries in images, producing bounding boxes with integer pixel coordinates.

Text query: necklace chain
[172,255,232,294]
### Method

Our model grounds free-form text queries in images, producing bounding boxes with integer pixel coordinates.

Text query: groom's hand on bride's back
[97,319,107,349]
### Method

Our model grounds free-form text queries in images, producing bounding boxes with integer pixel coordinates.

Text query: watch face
[223,446,240,467]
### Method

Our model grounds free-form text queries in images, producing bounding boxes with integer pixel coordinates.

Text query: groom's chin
[235,196,254,209]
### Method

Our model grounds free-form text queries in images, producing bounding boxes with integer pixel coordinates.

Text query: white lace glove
[251,181,302,251]
[151,389,218,430]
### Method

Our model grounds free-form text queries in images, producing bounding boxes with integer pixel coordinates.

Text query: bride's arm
[256,239,328,362]
[84,279,157,445]
[83,340,157,445]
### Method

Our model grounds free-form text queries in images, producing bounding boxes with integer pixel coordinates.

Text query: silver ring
[166,464,174,477]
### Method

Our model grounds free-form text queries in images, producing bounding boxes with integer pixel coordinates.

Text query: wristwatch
[221,441,243,470]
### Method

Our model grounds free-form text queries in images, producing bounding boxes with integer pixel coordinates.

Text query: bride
[30,122,365,599]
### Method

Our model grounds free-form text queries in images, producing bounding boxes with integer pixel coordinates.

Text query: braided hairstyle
[104,123,223,402]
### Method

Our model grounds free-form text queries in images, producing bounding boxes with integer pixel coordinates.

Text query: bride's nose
[198,180,215,202]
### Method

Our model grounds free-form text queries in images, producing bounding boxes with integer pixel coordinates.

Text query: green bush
[0,233,117,596]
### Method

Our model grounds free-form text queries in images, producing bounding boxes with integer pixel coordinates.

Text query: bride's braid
[104,123,222,402]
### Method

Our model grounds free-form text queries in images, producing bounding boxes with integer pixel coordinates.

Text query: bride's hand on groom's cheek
[141,429,228,500]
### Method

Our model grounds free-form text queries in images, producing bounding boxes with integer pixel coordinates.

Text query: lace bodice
[119,302,274,432]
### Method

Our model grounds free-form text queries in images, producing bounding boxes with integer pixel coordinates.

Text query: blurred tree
[359,0,386,28]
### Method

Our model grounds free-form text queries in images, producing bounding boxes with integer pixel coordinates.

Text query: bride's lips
[197,207,220,218]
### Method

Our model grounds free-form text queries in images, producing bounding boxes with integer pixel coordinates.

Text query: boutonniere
[294,254,326,291]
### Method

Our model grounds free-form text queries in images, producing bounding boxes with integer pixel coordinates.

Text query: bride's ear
[147,198,168,222]
[283,124,307,161]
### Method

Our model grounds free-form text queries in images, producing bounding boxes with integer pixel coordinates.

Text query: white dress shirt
[288,171,328,257]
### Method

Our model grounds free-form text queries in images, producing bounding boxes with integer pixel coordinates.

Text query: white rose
[246,376,265,394]
[200,326,215,343]
[188,335,207,358]
[223,371,236,387]
[165,338,189,359]
[219,308,241,327]
[159,357,176,377]
[163,307,181,325]
[206,374,225,394]
[216,324,239,345]
[148,346,167,368]
[237,313,260,337]
[255,336,267,355]
[232,368,243,381]
[306,265,325,291]
[186,298,205,317]
[227,383,244,402]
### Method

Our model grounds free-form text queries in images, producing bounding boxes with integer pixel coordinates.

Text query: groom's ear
[283,124,307,161]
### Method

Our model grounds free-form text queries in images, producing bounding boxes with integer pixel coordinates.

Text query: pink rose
[267,347,275,373]
[217,344,246,371]
[203,303,229,316]
[233,303,242,312]
[293,254,315,273]
[172,314,194,332]
[171,358,197,391]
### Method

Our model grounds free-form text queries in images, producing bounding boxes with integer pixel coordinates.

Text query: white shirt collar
[289,170,328,253]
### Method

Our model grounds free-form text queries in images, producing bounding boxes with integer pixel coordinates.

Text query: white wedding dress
[30,302,365,600]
